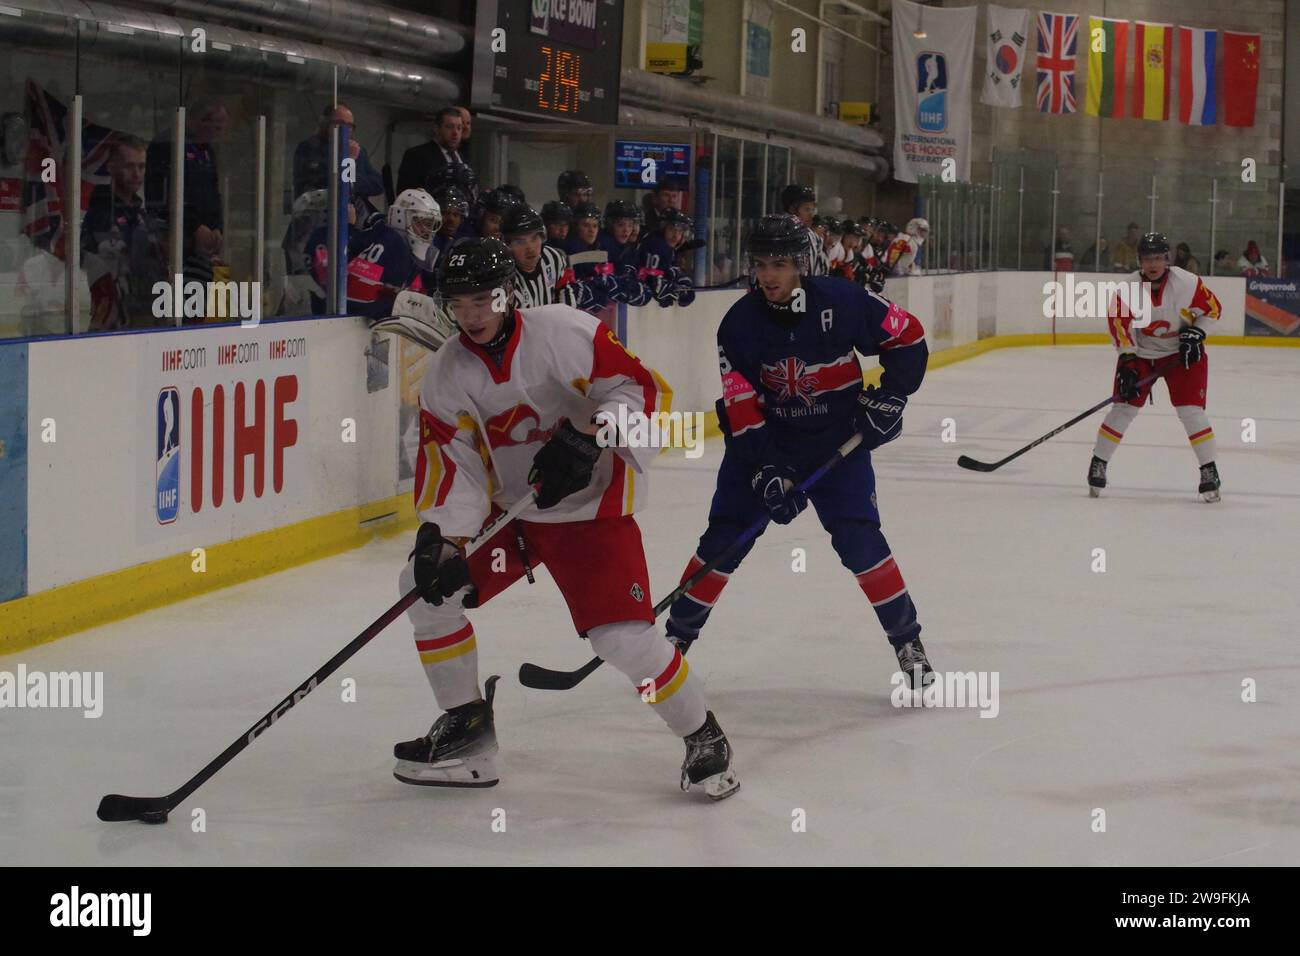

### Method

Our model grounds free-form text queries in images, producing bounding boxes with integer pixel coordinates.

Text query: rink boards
[0,271,1281,652]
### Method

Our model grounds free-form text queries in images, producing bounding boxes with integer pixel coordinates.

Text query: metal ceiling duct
[620,67,886,157]
[2,0,463,107]
[127,0,468,62]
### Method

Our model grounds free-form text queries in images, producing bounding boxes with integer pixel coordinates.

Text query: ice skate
[680,711,739,801]
[394,676,500,788]
[894,636,935,691]
[1088,455,1107,498]
[1199,462,1221,503]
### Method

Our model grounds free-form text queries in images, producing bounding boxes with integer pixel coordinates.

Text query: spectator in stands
[1212,249,1231,274]
[1080,237,1109,272]
[1046,226,1074,271]
[82,135,167,329]
[1173,242,1201,274]
[146,100,227,280]
[396,106,468,195]
[293,103,384,208]
[713,253,734,284]
[1237,240,1269,277]
[1113,222,1141,271]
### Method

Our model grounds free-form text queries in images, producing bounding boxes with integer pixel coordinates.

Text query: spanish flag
[1085,17,1129,117]
[1132,22,1172,120]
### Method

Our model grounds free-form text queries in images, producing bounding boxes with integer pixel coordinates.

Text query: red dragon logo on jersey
[483,403,557,450]
[760,357,821,407]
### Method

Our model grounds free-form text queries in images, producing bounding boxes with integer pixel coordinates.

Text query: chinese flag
[1223,31,1261,127]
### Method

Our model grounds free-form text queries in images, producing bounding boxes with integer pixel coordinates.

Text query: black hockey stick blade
[97,794,173,824]
[956,454,1000,472]
[518,656,603,691]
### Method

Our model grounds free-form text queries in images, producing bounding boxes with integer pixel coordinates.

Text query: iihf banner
[980,5,1029,108]
[892,0,976,183]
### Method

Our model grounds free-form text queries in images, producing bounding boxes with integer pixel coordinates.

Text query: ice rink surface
[4,345,1298,866]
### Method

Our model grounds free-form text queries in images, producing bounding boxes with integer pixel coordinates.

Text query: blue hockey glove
[853,384,907,449]
[752,463,808,525]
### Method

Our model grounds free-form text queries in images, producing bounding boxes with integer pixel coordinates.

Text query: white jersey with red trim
[413,305,670,537]
[1108,265,1222,359]
[886,235,923,276]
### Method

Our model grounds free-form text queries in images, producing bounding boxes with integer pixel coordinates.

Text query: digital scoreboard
[471,0,625,125]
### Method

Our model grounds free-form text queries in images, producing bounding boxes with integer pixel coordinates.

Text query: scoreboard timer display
[471,0,625,125]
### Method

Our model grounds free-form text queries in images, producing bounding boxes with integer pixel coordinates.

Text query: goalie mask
[389,189,442,267]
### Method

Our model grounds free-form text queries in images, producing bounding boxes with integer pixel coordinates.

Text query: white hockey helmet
[292,188,328,217]
[906,217,930,238]
[389,189,442,263]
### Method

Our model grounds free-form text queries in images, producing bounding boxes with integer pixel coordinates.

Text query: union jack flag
[760,357,821,408]
[1035,12,1078,114]
[21,79,121,260]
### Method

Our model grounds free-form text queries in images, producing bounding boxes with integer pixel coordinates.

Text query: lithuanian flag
[1132,22,1173,120]
[1085,17,1129,117]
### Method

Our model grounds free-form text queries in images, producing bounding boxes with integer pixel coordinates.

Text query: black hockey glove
[411,522,476,607]
[528,419,604,509]
[1115,354,1143,401]
[1179,324,1206,368]
[752,463,808,525]
[853,384,907,449]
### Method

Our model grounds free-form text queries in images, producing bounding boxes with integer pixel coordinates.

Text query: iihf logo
[155,387,180,525]
[630,583,644,602]
[915,52,948,132]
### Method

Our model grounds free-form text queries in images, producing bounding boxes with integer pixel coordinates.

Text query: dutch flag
[1178,27,1217,125]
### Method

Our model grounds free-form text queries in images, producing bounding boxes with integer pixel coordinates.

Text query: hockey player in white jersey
[885,217,929,277]
[393,237,739,800]
[1088,232,1223,501]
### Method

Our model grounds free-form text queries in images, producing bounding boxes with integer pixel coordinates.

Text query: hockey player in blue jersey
[338,192,439,320]
[665,214,936,688]
[636,207,696,308]
[541,201,572,249]
[598,200,644,271]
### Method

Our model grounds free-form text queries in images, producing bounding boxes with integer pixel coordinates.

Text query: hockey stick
[97,493,536,825]
[518,431,867,691]
[956,364,1173,473]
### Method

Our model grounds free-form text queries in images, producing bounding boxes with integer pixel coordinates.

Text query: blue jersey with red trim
[343,221,415,319]
[717,276,928,466]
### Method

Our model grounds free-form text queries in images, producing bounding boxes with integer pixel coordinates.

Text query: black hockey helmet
[438,237,517,297]
[557,170,592,196]
[604,199,642,226]
[746,214,811,273]
[780,183,816,212]
[428,164,478,198]
[541,200,573,224]
[571,201,601,222]
[841,219,865,237]
[1138,232,1170,257]
[657,207,694,233]
[501,204,544,238]
[478,187,523,217]
[431,184,469,217]
[496,183,527,205]
[652,175,688,194]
